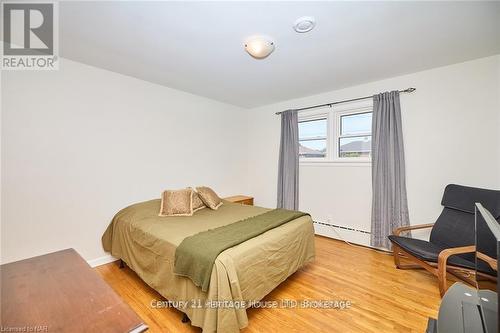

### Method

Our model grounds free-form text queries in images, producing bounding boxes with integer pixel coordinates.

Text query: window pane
[341,112,372,136]
[339,136,371,158]
[298,118,327,140]
[299,139,326,158]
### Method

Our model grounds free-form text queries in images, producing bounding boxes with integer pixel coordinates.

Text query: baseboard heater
[313,220,371,235]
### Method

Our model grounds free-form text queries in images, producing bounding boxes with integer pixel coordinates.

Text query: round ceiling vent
[293,16,316,33]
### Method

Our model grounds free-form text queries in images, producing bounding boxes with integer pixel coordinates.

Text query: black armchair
[388,184,500,297]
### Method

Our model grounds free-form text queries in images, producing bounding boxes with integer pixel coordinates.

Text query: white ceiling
[60,1,500,108]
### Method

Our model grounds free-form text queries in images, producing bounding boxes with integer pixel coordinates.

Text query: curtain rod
[275,87,416,115]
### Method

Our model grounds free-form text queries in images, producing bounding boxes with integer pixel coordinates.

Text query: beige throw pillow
[159,189,194,216]
[196,186,223,210]
[192,190,206,212]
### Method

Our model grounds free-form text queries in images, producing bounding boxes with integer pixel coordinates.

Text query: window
[338,112,372,158]
[298,105,372,163]
[298,117,328,159]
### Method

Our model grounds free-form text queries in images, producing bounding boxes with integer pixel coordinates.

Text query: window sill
[300,160,371,167]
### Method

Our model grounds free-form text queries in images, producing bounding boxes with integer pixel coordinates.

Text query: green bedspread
[174,208,308,292]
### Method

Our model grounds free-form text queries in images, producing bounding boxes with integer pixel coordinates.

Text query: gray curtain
[370,91,410,249]
[277,110,299,210]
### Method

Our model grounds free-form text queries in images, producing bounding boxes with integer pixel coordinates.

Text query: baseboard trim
[313,221,370,247]
[313,222,390,252]
[87,254,118,268]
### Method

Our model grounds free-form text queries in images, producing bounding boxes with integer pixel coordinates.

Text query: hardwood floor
[95,236,444,333]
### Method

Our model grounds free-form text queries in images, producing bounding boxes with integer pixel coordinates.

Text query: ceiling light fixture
[293,16,316,33]
[244,36,275,59]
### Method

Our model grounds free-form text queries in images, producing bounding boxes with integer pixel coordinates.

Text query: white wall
[246,55,500,245]
[1,59,248,264]
[2,55,499,263]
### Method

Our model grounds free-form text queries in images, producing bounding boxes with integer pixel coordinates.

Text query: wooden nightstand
[224,195,254,206]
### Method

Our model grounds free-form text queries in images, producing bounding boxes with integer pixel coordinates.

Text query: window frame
[334,108,372,163]
[298,100,372,165]
[297,112,330,162]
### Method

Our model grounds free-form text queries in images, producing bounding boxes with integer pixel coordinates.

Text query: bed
[102,199,315,333]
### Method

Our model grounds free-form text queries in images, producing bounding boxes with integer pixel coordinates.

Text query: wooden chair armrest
[477,251,498,272]
[438,246,476,264]
[393,223,435,236]
[437,245,476,297]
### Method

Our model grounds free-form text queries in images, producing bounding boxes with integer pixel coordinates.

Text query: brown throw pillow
[196,186,223,210]
[159,189,194,216]
[192,190,206,212]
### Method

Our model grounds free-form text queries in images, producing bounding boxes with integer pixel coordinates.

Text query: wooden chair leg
[437,258,448,297]
[393,244,402,268]
[392,247,439,272]
[119,259,125,269]
[395,264,427,270]
[181,313,189,323]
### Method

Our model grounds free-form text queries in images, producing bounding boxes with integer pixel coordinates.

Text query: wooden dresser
[0,249,147,333]
[224,195,254,205]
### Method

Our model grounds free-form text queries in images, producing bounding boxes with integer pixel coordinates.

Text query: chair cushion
[388,235,475,270]
[430,184,500,249]
[389,235,444,262]
[429,208,475,250]
[441,184,500,218]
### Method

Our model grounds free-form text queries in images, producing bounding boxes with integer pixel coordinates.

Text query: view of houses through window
[339,112,372,158]
[298,118,327,158]
[298,109,372,161]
